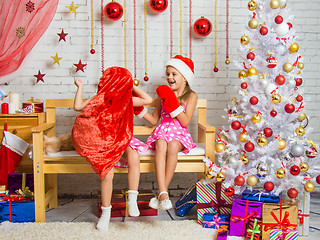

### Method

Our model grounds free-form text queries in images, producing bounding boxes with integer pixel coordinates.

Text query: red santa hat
[166,55,195,87]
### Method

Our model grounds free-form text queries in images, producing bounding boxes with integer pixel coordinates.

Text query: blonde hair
[178,82,195,105]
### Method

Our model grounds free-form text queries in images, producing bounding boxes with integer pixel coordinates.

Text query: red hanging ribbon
[298,210,310,225]
[252,12,256,18]
[295,102,305,112]
[240,124,247,133]
[270,87,279,95]
[2,195,24,222]
[216,134,228,145]
[293,56,301,67]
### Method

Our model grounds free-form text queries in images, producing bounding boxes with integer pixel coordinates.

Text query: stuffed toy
[43,134,75,154]
[156,85,183,118]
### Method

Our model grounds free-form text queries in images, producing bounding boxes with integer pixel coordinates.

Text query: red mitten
[156,85,183,118]
[132,90,148,118]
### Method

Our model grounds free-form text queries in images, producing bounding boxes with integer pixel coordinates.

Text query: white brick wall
[1,0,320,196]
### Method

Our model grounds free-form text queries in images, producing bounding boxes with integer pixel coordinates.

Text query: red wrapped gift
[22,97,43,113]
[98,190,157,218]
[246,218,262,240]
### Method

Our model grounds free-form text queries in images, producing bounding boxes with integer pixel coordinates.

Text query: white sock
[97,205,112,231]
[127,190,140,217]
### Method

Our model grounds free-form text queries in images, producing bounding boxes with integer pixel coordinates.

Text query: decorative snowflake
[26,1,35,13]
[16,27,25,38]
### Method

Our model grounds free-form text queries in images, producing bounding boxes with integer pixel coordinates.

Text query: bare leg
[154,139,168,199]
[124,147,140,191]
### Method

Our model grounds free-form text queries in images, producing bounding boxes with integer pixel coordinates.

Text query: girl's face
[166,66,186,91]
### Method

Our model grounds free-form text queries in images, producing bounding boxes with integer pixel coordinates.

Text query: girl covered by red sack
[72,67,151,231]
[142,55,198,211]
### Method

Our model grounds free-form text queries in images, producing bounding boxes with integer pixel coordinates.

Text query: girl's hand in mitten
[132,90,147,118]
[156,85,183,118]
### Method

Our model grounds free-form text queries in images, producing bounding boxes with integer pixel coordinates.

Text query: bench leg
[46,174,58,208]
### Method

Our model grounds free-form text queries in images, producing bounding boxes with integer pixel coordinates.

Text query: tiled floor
[45,196,320,239]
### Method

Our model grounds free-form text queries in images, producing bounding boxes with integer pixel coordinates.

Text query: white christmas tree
[205,0,319,199]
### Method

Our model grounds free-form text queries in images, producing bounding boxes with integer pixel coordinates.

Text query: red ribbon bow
[298,209,310,225]
[216,134,228,145]
[2,195,24,222]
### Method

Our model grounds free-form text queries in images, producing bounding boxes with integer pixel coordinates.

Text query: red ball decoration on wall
[287,188,298,199]
[244,141,255,152]
[260,26,268,35]
[296,95,303,102]
[231,120,241,130]
[149,0,168,13]
[144,76,149,81]
[241,82,248,89]
[285,104,295,113]
[213,67,219,72]
[264,181,274,191]
[275,75,285,85]
[225,186,235,196]
[194,17,212,37]
[295,78,303,86]
[263,128,273,138]
[275,15,283,24]
[90,49,95,54]
[104,2,123,21]
[250,96,258,105]
[234,175,245,186]
[316,175,320,184]
[290,165,300,176]
[270,110,277,117]
[247,52,255,61]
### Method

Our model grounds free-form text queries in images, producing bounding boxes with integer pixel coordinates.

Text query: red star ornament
[58,29,68,42]
[74,60,87,72]
[34,70,45,83]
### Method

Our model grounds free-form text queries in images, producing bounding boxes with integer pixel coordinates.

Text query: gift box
[175,184,197,217]
[270,229,299,240]
[261,200,298,240]
[241,189,280,203]
[98,190,157,218]
[22,97,43,113]
[245,218,262,240]
[203,213,230,229]
[0,197,35,223]
[8,173,34,197]
[298,192,310,236]
[196,180,233,224]
[229,199,263,237]
[215,225,228,240]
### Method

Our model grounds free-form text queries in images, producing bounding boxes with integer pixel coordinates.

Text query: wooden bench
[31,98,216,222]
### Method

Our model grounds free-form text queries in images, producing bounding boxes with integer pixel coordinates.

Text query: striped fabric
[270,229,299,240]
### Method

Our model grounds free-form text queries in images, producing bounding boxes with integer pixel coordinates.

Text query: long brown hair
[178,82,195,105]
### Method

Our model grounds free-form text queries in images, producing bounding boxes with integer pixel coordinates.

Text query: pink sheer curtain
[0,0,59,80]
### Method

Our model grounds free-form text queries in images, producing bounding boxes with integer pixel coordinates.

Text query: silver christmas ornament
[275,43,287,56]
[261,79,269,87]
[288,79,296,87]
[276,23,290,36]
[257,163,269,177]
[291,144,305,157]
[256,4,264,12]
[227,156,238,166]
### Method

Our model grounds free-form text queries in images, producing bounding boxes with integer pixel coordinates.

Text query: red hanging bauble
[104,2,123,21]
[90,49,95,54]
[149,0,168,13]
[285,104,295,113]
[194,17,212,37]
[225,186,235,196]
[295,78,303,86]
[264,181,274,191]
[267,56,277,68]
[144,76,149,81]
[316,175,320,184]
[244,141,255,152]
[306,146,317,158]
[290,165,300,176]
[275,15,283,24]
[247,52,255,61]
[241,82,248,89]
[275,74,285,85]
[287,188,298,199]
[250,96,258,105]
[213,67,219,72]
[234,175,245,186]
[231,120,241,130]
[260,26,268,35]
[296,95,303,102]
[270,110,277,117]
[263,128,273,138]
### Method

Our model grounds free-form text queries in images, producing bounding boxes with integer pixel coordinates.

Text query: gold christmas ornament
[133,78,140,86]
[289,43,299,53]
[221,134,228,142]
[251,114,261,123]
[239,133,249,142]
[225,59,230,65]
[248,19,259,29]
[215,143,225,153]
[238,70,248,79]
[283,62,293,73]
[271,94,281,104]
[240,154,249,164]
[300,162,309,172]
[240,35,250,45]
[304,181,315,192]
[257,136,268,146]
[278,139,286,150]
[276,168,286,178]
[295,126,305,136]
[298,62,304,69]
[298,112,307,122]
[247,66,258,76]
[248,0,257,11]
[247,176,258,186]
[270,0,280,9]
[216,172,226,182]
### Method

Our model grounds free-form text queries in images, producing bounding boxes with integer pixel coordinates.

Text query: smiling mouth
[168,80,176,85]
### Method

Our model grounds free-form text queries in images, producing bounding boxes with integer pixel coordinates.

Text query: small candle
[9,103,16,114]
[1,103,8,114]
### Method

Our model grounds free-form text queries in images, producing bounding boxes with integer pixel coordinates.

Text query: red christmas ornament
[104,2,123,21]
[260,26,268,35]
[270,110,277,117]
[290,165,300,176]
[149,0,168,13]
[234,175,245,186]
[34,70,45,83]
[246,52,255,61]
[241,82,248,89]
[57,29,68,42]
[285,104,295,113]
[74,60,87,72]
[275,15,283,24]
[296,95,303,102]
[295,78,303,86]
[267,56,277,68]
[263,128,273,138]
[213,67,219,72]
[287,188,298,199]
[244,141,255,152]
[194,17,212,37]
[264,181,274,191]
[316,175,320,184]
[225,186,235,196]
[306,146,317,158]
[231,120,241,130]
[250,96,258,105]
[275,75,285,85]
[90,49,95,54]
[144,76,149,81]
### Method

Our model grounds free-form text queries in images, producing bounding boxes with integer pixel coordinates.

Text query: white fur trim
[3,131,29,156]
[166,59,194,87]
[169,105,184,118]
[136,107,147,118]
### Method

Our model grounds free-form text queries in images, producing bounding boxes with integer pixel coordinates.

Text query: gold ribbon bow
[15,173,34,198]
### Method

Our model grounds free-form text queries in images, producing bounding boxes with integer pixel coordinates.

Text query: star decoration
[74,60,87,72]
[66,2,79,14]
[16,26,25,38]
[34,70,45,83]
[57,29,68,42]
[26,1,35,13]
[51,53,62,65]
